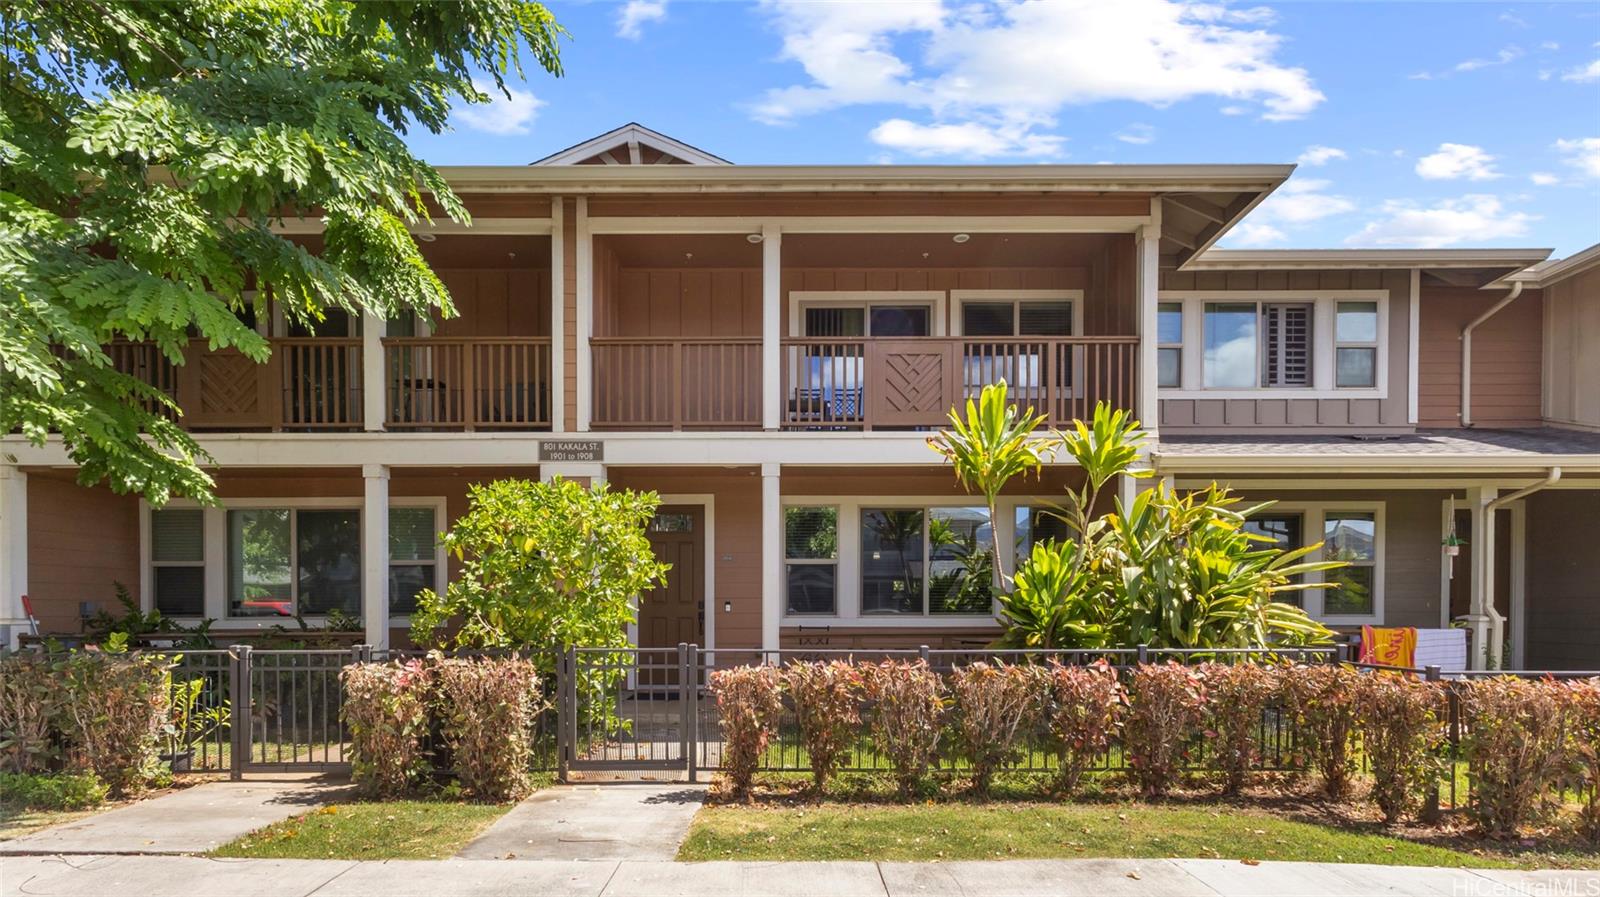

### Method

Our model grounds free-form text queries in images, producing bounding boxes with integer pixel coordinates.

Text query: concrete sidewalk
[0,776,352,856]
[2,855,1595,897]
[456,783,707,860]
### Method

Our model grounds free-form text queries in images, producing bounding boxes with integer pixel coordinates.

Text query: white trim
[761,224,782,430]
[790,291,948,338]
[654,494,717,653]
[587,216,1152,235]
[761,463,781,651]
[575,197,592,432]
[550,198,566,433]
[1439,497,1456,631]
[1138,214,1161,433]
[532,123,730,167]
[0,466,29,643]
[362,464,390,648]
[1507,500,1527,669]
[947,290,1085,337]
[269,218,554,236]
[1408,268,1420,425]
[361,313,386,432]
[1156,289,1389,399]
[1189,247,1552,271]
[1254,500,1386,625]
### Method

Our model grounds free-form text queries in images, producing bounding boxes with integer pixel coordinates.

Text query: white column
[549,197,566,433]
[575,197,593,432]
[362,464,390,650]
[760,462,781,652]
[761,224,782,431]
[1136,213,1161,437]
[0,466,28,649]
[1465,485,1496,670]
[361,312,386,432]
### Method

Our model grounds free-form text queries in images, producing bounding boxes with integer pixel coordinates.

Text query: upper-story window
[1160,292,1387,397]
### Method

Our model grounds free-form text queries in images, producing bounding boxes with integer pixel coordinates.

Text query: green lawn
[211,800,512,860]
[678,801,1600,870]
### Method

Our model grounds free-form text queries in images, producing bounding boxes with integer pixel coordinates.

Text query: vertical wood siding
[1417,286,1544,428]
[1542,267,1600,430]
[25,476,141,633]
[1524,490,1600,670]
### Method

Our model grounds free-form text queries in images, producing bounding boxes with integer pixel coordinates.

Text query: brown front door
[639,506,704,651]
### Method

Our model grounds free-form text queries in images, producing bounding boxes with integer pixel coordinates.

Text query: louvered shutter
[1262,303,1312,387]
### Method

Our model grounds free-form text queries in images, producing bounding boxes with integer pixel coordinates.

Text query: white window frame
[782,504,841,617]
[949,290,1085,337]
[146,508,206,617]
[139,496,447,627]
[1157,290,1389,399]
[1333,300,1381,389]
[1256,500,1386,625]
[1156,301,1183,389]
[790,291,948,337]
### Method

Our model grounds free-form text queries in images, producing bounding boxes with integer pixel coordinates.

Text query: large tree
[0,1,563,503]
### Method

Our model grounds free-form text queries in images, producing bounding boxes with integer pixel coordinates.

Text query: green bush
[709,665,783,801]
[1355,671,1446,824]
[0,653,64,774]
[341,660,432,799]
[56,651,173,797]
[1282,662,1361,799]
[432,657,544,802]
[1124,663,1207,798]
[0,771,109,811]
[1461,676,1569,838]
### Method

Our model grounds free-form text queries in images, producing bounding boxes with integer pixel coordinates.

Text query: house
[1,123,1595,670]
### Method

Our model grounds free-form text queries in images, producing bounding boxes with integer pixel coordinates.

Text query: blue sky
[405,1,1600,257]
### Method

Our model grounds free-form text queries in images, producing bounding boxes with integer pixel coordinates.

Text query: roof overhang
[1188,247,1555,288]
[1152,451,1600,477]
[1487,241,1600,289]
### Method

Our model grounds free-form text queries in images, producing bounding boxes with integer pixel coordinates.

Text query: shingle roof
[1157,428,1600,458]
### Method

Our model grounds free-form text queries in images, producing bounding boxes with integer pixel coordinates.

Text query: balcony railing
[383,337,552,430]
[782,336,1138,430]
[590,337,762,430]
[109,338,363,430]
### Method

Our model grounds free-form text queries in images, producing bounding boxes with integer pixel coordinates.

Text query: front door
[639,506,704,651]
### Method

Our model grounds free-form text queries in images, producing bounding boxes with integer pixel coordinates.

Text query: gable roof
[531,122,730,166]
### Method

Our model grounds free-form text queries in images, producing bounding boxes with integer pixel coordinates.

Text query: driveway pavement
[0,776,352,856]
[456,783,708,861]
[3,855,1595,897]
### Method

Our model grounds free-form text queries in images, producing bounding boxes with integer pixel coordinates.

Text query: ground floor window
[388,506,439,615]
[228,508,360,618]
[150,508,205,616]
[785,506,838,615]
[1239,502,1383,623]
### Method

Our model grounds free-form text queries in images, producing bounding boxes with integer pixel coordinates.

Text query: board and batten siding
[1543,266,1600,431]
[1417,286,1544,428]
[431,268,551,339]
[1523,489,1600,670]
[1156,268,1413,432]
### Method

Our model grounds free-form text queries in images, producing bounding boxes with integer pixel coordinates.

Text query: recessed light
[414,232,437,243]
[746,233,765,244]
[951,233,971,243]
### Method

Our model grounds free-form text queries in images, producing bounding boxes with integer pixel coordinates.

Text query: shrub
[709,665,783,801]
[782,661,862,793]
[432,657,544,802]
[57,651,172,797]
[949,661,1046,795]
[861,660,947,800]
[0,653,63,774]
[1044,660,1123,796]
[342,660,432,799]
[1461,676,1570,838]
[1282,663,1361,799]
[1200,662,1281,796]
[1355,672,1446,823]
[0,771,108,811]
[1568,678,1600,843]
[1123,663,1207,798]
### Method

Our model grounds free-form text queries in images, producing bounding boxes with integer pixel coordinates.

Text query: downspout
[1479,466,1561,669]
[1460,281,1524,427]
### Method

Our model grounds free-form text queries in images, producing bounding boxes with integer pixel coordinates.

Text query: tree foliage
[930,386,1338,649]
[410,478,670,655]
[0,1,564,503]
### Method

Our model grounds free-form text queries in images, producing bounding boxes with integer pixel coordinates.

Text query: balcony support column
[761,224,782,431]
[576,198,593,432]
[760,462,781,652]
[1136,208,1161,438]
[361,312,386,432]
[0,466,28,651]
[361,464,390,650]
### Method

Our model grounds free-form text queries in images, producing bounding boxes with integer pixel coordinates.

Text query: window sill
[1160,388,1385,401]
[782,616,1000,628]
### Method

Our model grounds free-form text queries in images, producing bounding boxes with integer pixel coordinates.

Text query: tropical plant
[948,661,1046,795]
[1200,662,1281,796]
[1124,662,1207,798]
[1567,677,1600,843]
[1460,676,1570,838]
[431,657,544,802]
[1355,672,1446,824]
[1282,662,1361,799]
[165,676,230,757]
[56,650,174,796]
[709,665,783,802]
[0,1,564,504]
[411,478,670,657]
[1044,660,1123,796]
[861,660,947,800]
[782,661,862,794]
[341,660,432,799]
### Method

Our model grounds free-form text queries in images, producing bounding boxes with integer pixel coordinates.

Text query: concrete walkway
[0,776,352,856]
[2,855,1595,897]
[456,784,708,861]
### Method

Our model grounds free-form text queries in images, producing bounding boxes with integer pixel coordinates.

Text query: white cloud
[1250,177,1356,224]
[752,0,1324,154]
[1530,172,1559,186]
[1561,59,1600,82]
[869,118,1064,158]
[1498,13,1530,29]
[1115,123,1156,145]
[1415,143,1501,181]
[1297,145,1347,166]
[616,0,668,40]
[1454,44,1524,72]
[1346,195,1537,248]
[1555,137,1600,178]
[1224,222,1288,246]
[454,78,544,136]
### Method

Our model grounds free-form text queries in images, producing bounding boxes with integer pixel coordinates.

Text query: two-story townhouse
[2,124,1595,670]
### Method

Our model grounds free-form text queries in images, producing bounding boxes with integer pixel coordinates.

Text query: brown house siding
[1157,268,1413,433]
[1523,490,1600,670]
[25,475,141,633]
[584,194,1154,219]
[1417,286,1544,428]
[1543,266,1600,430]
[431,268,551,338]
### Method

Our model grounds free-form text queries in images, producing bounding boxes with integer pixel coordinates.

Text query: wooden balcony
[382,337,552,431]
[109,338,363,430]
[781,336,1138,430]
[590,337,762,430]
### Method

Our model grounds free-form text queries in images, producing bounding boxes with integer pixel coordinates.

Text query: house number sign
[538,440,605,462]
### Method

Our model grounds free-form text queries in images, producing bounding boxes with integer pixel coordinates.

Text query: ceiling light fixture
[951,233,971,244]
[746,233,764,244]
[413,232,437,243]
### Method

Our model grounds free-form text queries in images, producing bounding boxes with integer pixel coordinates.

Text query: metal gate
[558,644,701,780]
[230,646,358,776]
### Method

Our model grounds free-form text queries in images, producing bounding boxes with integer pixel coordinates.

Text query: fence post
[557,647,573,784]
[1423,665,1443,822]
[228,644,252,781]
[1135,644,1149,665]
[352,643,372,666]
[918,645,930,665]
[683,643,699,783]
